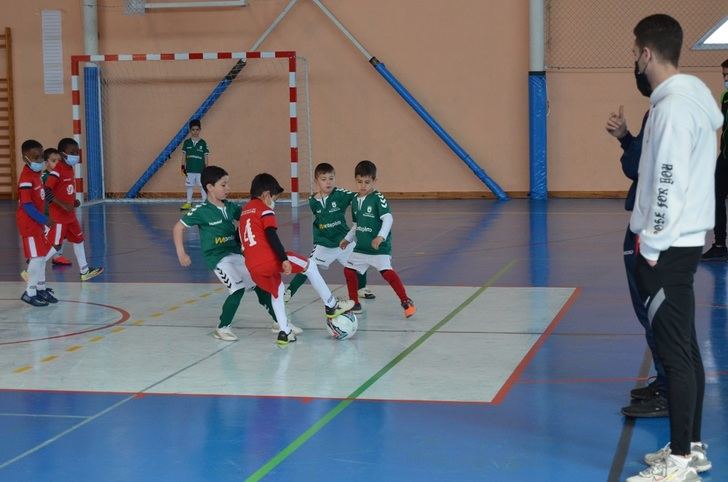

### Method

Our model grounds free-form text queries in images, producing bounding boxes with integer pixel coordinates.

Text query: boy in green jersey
[285,162,373,307]
[172,165,290,341]
[343,160,415,318]
[180,119,209,210]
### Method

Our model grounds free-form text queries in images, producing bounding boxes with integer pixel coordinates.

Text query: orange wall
[4,0,726,197]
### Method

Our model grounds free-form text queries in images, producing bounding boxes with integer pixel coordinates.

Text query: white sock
[186,186,193,204]
[668,454,690,467]
[304,261,335,307]
[27,257,44,296]
[44,247,58,262]
[271,283,290,334]
[53,243,64,257]
[73,242,89,274]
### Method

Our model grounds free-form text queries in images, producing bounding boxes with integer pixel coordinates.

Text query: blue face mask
[25,156,44,172]
[65,154,80,166]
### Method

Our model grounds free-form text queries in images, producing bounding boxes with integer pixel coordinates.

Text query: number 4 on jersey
[242,218,257,248]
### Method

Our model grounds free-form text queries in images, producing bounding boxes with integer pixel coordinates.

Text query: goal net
[70,51,313,205]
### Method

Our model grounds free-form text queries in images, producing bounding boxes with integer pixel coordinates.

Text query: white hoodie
[630,74,724,261]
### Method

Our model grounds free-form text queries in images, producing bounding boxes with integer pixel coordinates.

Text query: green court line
[245,259,518,481]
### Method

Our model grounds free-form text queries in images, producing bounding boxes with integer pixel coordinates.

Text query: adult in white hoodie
[626,14,723,482]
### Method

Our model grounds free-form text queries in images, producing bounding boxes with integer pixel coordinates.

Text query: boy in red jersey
[17,140,58,306]
[45,138,103,281]
[42,148,72,266]
[239,173,354,345]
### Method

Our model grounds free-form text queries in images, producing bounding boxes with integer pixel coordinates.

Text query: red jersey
[239,198,280,269]
[45,160,76,222]
[16,165,46,236]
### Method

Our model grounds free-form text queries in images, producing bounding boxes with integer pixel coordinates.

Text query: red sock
[380,269,408,303]
[344,268,360,303]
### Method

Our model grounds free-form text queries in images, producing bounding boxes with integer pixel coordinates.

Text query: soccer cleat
[180,202,192,211]
[271,322,303,335]
[645,442,711,473]
[213,326,238,341]
[627,455,701,482]
[284,289,292,303]
[20,270,28,282]
[51,255,73,266]
[277,329,296,346]
[701,243,727,261]
[352,302,363,314]
[36,288,59,304]
[325,299,355,318]
[621,395,668,418]
[80,267,104,281]
[358,287,376,300]
[631,377,662,401]
[21,291,49,307]
[402,298,416,318]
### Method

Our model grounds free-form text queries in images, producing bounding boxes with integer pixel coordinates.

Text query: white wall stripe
[261,51,275,58]
[174,53,190,60]
[231,52,247,59]
[291,162,298,177]
[147,54,161,61]
[72,105,80,120]
[71,76,78,90]
[289,103,297,118]
[118,54,133,61]
[90,55,105,62]
[289,133,298,148]
[203,52,218,60]
[289,72,296,87]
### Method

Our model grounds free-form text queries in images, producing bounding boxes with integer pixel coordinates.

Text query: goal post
[70,50,310,206]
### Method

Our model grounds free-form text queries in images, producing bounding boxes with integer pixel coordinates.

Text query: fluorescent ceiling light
[693,15,728,50]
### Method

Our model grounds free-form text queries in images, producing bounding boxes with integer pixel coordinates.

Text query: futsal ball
[326,312,358,340]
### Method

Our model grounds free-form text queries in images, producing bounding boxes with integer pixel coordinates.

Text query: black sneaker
[352,302,363,314]
[21,291,49,307]
[621,395,668,418]
[277,330,297,346]
[36,288,59,304]
[701,244,727,261]
[325,299,355,318]
[630,377,661,401]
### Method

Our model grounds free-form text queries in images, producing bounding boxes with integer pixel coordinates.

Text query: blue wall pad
[84,65,104,201]
[529,72,547,200]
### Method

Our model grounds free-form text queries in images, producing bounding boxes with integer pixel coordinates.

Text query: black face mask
[634,60,652,97]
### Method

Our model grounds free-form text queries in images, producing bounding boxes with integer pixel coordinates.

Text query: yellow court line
[66,345,82,352]
[185,299,197,304]
[132,320,145,326]
[199,293,211,298]
[168,306,180,311]
[14,365,32,373]
[41,356,58,363]
[111,327,124,334]
[150,312,164,318]
[89,336,104,342]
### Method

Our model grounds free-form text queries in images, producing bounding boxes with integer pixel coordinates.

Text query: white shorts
[345,252,392,274]
[185,173,202,188]
[310,243,355,269]
[214,254,257,294]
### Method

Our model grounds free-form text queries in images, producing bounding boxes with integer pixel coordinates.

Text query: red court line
[490,287,582,405]
[0,300,130,345]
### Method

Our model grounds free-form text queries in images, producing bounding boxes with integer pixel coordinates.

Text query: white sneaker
[645,442,711,473]
[325,299,355,318]
[271,322,302,335]
[213,326,238,341]
[358,287,376,300]
[284,289,292,303]
[628,455,701,482]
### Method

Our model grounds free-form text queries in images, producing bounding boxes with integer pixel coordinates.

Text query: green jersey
[180,200,242,269]
[351,190,392,255]
[310,187,356,248]
[182,138,209,173]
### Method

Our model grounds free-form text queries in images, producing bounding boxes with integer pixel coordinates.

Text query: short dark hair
[189,119,201,130]
[354,160,377,179]
[722,58,728,69]
[21,139,43,154]
[250,173,284,198]
[43,148,60,161]
[201,165,228,193]
[634,14,683,67]
[314,162,335,178]
[57,138,79,153]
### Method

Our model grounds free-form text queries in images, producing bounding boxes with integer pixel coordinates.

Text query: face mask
[634,57,652,97]
[65,154,80,166]
[25,157,44,172]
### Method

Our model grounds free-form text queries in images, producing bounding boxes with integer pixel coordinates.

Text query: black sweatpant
[714,154,728,245]
[635,246,704,456]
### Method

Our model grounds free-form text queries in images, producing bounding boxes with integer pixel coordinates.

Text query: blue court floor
[0,199,726,481]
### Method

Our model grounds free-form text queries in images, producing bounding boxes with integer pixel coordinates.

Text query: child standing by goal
[180,119,209,210]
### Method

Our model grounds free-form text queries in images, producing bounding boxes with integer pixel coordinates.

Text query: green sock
[219,288,245,328]
[357,271,367,289]
[287,273,308,298]
[254,286,277,323]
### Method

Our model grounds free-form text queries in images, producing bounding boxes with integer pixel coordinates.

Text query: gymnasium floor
[0,198,725,481]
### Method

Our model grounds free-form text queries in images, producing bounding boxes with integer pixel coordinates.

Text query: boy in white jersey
[343,160,415,317]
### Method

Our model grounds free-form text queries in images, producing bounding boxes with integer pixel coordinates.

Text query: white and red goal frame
[70,50,302,204]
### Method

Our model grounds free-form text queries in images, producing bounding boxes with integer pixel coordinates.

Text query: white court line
[0,413,88,419]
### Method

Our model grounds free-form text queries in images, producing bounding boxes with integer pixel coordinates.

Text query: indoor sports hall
[1,1,727,481]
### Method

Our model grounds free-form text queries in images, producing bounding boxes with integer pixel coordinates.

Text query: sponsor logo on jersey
[214,235,235,244]
[319,220,342,230]
[356,226,373,233]
[209,220,222,226]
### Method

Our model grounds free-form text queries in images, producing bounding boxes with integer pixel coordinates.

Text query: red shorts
[50,217,84,245]
[22,234,54,259]
[247,251,307,297]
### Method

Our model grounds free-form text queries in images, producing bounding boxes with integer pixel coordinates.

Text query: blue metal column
[84,64,104,201]
[529,72,547,200]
